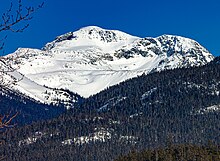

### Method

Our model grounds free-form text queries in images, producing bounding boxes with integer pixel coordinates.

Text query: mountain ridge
[0,26,214,105]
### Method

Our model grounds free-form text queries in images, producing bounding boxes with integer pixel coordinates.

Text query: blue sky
[1,0,220,56]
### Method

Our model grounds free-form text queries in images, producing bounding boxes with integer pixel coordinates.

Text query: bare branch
[0,0,43,32]
[0,0,44,51]
[0,112,18,160]
[0,112,18,129]
[0,2,42,160]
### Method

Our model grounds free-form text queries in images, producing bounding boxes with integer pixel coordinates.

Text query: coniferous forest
[1,58,220,160]
[116,143,220,161]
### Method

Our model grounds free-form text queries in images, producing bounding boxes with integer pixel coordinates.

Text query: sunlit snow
[1,26,214,104]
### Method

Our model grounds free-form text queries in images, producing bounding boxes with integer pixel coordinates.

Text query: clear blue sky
[1,0,220,56]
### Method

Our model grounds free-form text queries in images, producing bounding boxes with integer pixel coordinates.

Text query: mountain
[0,26,214,104]
[2,59,220,161]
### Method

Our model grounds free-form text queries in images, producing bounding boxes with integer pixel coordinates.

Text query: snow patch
[195,105,220,115]
[62,128,112,145]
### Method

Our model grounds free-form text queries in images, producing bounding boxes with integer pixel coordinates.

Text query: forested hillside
[0,89,66,125]
[1,58,220,160]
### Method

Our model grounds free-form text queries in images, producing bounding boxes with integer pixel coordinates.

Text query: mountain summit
[0,26,214,104]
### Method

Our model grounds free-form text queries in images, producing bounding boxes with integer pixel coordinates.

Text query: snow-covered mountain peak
[156,34,208,51]
[154,34,213,65]
[77,25,103,31]
[1,26,215,104]
[115,34,213,64]
[43,26,138,51]
[75,26,137,41]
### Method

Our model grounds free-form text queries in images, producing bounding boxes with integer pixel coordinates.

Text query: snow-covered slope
[0,26,214,103]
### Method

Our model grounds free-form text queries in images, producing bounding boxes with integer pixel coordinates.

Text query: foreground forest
[1,58,220,160]
[116,143,220,161]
